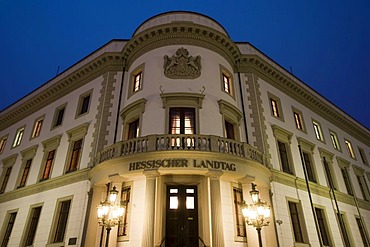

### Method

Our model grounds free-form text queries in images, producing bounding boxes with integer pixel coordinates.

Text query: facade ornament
[163,47,201,79]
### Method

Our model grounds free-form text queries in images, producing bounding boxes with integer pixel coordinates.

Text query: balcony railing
[94,134,267,167]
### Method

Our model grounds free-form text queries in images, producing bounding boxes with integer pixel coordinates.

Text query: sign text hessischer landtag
[129,159,236,171]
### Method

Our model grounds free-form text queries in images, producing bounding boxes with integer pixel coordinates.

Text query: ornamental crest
[163,47,201,79]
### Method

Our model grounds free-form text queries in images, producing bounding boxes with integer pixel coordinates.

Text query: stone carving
[163,47,201,79]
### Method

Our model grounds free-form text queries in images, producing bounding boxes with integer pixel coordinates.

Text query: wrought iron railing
[95,134,267,167]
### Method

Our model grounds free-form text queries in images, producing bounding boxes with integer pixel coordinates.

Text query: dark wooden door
[165,185,198,247]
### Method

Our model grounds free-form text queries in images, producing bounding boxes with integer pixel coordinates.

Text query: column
[207,169,225,247]
[141,168,159,247]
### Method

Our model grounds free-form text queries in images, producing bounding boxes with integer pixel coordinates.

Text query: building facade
[0,11,370,247]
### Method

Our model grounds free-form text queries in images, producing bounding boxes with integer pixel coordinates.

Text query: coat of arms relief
[163,47,201,79]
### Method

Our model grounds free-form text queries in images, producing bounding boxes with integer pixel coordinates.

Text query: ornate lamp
[241,183,271,247]
[97,186,125,247]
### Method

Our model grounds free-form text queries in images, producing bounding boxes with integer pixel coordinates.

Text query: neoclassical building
[0,11,369,247]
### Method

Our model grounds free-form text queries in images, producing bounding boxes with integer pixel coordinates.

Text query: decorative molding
[20,144,39,160]
[163,47,201,79]
[160,92,204,109]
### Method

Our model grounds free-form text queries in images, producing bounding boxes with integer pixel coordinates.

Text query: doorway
[165,185,199,247]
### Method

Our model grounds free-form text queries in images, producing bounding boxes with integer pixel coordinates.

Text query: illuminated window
[270,99,279,118]
[268,93,283,120]
[18,159,32,188]
[118,186,131,238]
[52,104,66,128]
[31,117,44,138]
[66,139,82,173]
[223,74,232,94]
[292,108,305,131]
[344,140,355,159]
[329,131,340,150]
[129,64,144,98]
[169,108,195,134]
[23,206,42,246]
[133,72,142,93]
[312,120,324,141]
[0,136,7,154]
[13,127,25,147]
[1,211,17,246]
[233,187,246,238]
[220,65,234,97]
[41,150,55,181]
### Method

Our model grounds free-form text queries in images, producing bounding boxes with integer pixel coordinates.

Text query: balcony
[94,134,268,168]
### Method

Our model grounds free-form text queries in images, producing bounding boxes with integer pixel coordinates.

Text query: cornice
[240,55,370,146]
[0,53,123,131]
[0,168,90,203]
[122,22,240,70]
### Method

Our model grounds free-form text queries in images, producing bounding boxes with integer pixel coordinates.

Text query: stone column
[207,169,224,247]
[141,168,159,247]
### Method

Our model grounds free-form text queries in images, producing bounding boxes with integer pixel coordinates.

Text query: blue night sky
[1,1,369,129]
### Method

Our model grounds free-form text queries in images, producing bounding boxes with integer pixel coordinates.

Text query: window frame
[312,119,325,142]
[336,212,353,246]
[319,148,337,190]
[344,139,356,159]
[169,107,196,134]
[298,138,317,183]
[48,197,72,244]
[0,210,18,247]
[16,145,38,189]
[287,199,309,244]
[0,135,8,154]
[218,99,243,141]
[76,90,93,118]
[337,157,354,196]
[51,103,67,129]
[39,135,62,182]
[64,123,89,173]
[220,65,235,98]
[268,92,284,121]
[128,63,144,98]
[358,146,369,166]
[314,206,332,247]
[21,204,43,246]
[12,126,25,147]
[117,182,133,241]
[30,115,44,139]
[292,107,306,132]
[329,130,341,151]
[272,125,294,175]
[0,154,17,194]
[355,216,370,246]
[120,98,146,141]
[232,184,247,242]
[353,165,370,201]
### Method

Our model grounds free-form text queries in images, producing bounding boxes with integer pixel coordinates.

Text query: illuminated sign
[129,159,236,172]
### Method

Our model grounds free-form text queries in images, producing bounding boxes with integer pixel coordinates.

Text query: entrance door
[166,185,199,247]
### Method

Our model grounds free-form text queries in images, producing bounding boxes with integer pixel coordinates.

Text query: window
[1,212,17,247]
[66,139,82,173]
[293,109,305,131]
[0,136,7,154]
[169,108,195,134]
[118,186,131,238]
[225,120,235,139]
[128,64,144,98]
[0,167,12,194]
[340,168,353,195]
[52,199,71,243]
[31,117,44,138]
[127,119,139,139]
[344,139,355,159]
[77,91,92,116]
[220,65,234,97]
[288,201,308,243]
[302,151,316,182]
[337,212,352,246]
[41,150,55,181]
[52,104,66,128]
[233,187,246,238]
[321,156,336,190]
[329,131,340,151]
[312,120,324,141]
[358,147,368,165]
[268,93,283,120]
[23,206,42,246]
[18,159,32,188]
[356,217,369,246]
[13,126,25,147]
[356,175,370,201]
[218,99,242,141]
[39,135,62,181]
[315,207,331,246]
[272,125,294,175]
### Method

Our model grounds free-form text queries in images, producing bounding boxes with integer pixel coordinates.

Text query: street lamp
[97,186,125,247]
[241,183,271,247]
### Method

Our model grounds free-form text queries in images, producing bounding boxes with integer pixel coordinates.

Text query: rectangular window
[24,206,42,246]
[0,167,12,194]
[278,141,292,174]
[337,213,351,246]
[133,72,142,93]
[66,139,82,173]
[233,187,246,237]
[315,207,331,246]
[225,120,235,140]
[357,175,370,201]
[118,186,131,237]
[13,127,25,147]
[78,93,91,116]
[288,201,306,243]
[41,150,55,181]
[313,121,324,141]
[53,200,71,243]
[0,137,7,154]
[358,147,368,165]
[1,212,17,247]
[169,108,195,134]
[127,119,140,139]
[31,118,43,138]
[302,151,316,182]
[222,73,232,95]
[293,111,303,130]
[341,168,353,196]
[330,131,340,150]
[270,98,280,118]
[322,158,336,190]
[344,140,355,159]
[53,105,65,128]
[356,217,369,246]
[18,159,32,188]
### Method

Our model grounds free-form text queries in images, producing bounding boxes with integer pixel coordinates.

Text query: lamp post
[97,186,125,247]
[241,183,271,247]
